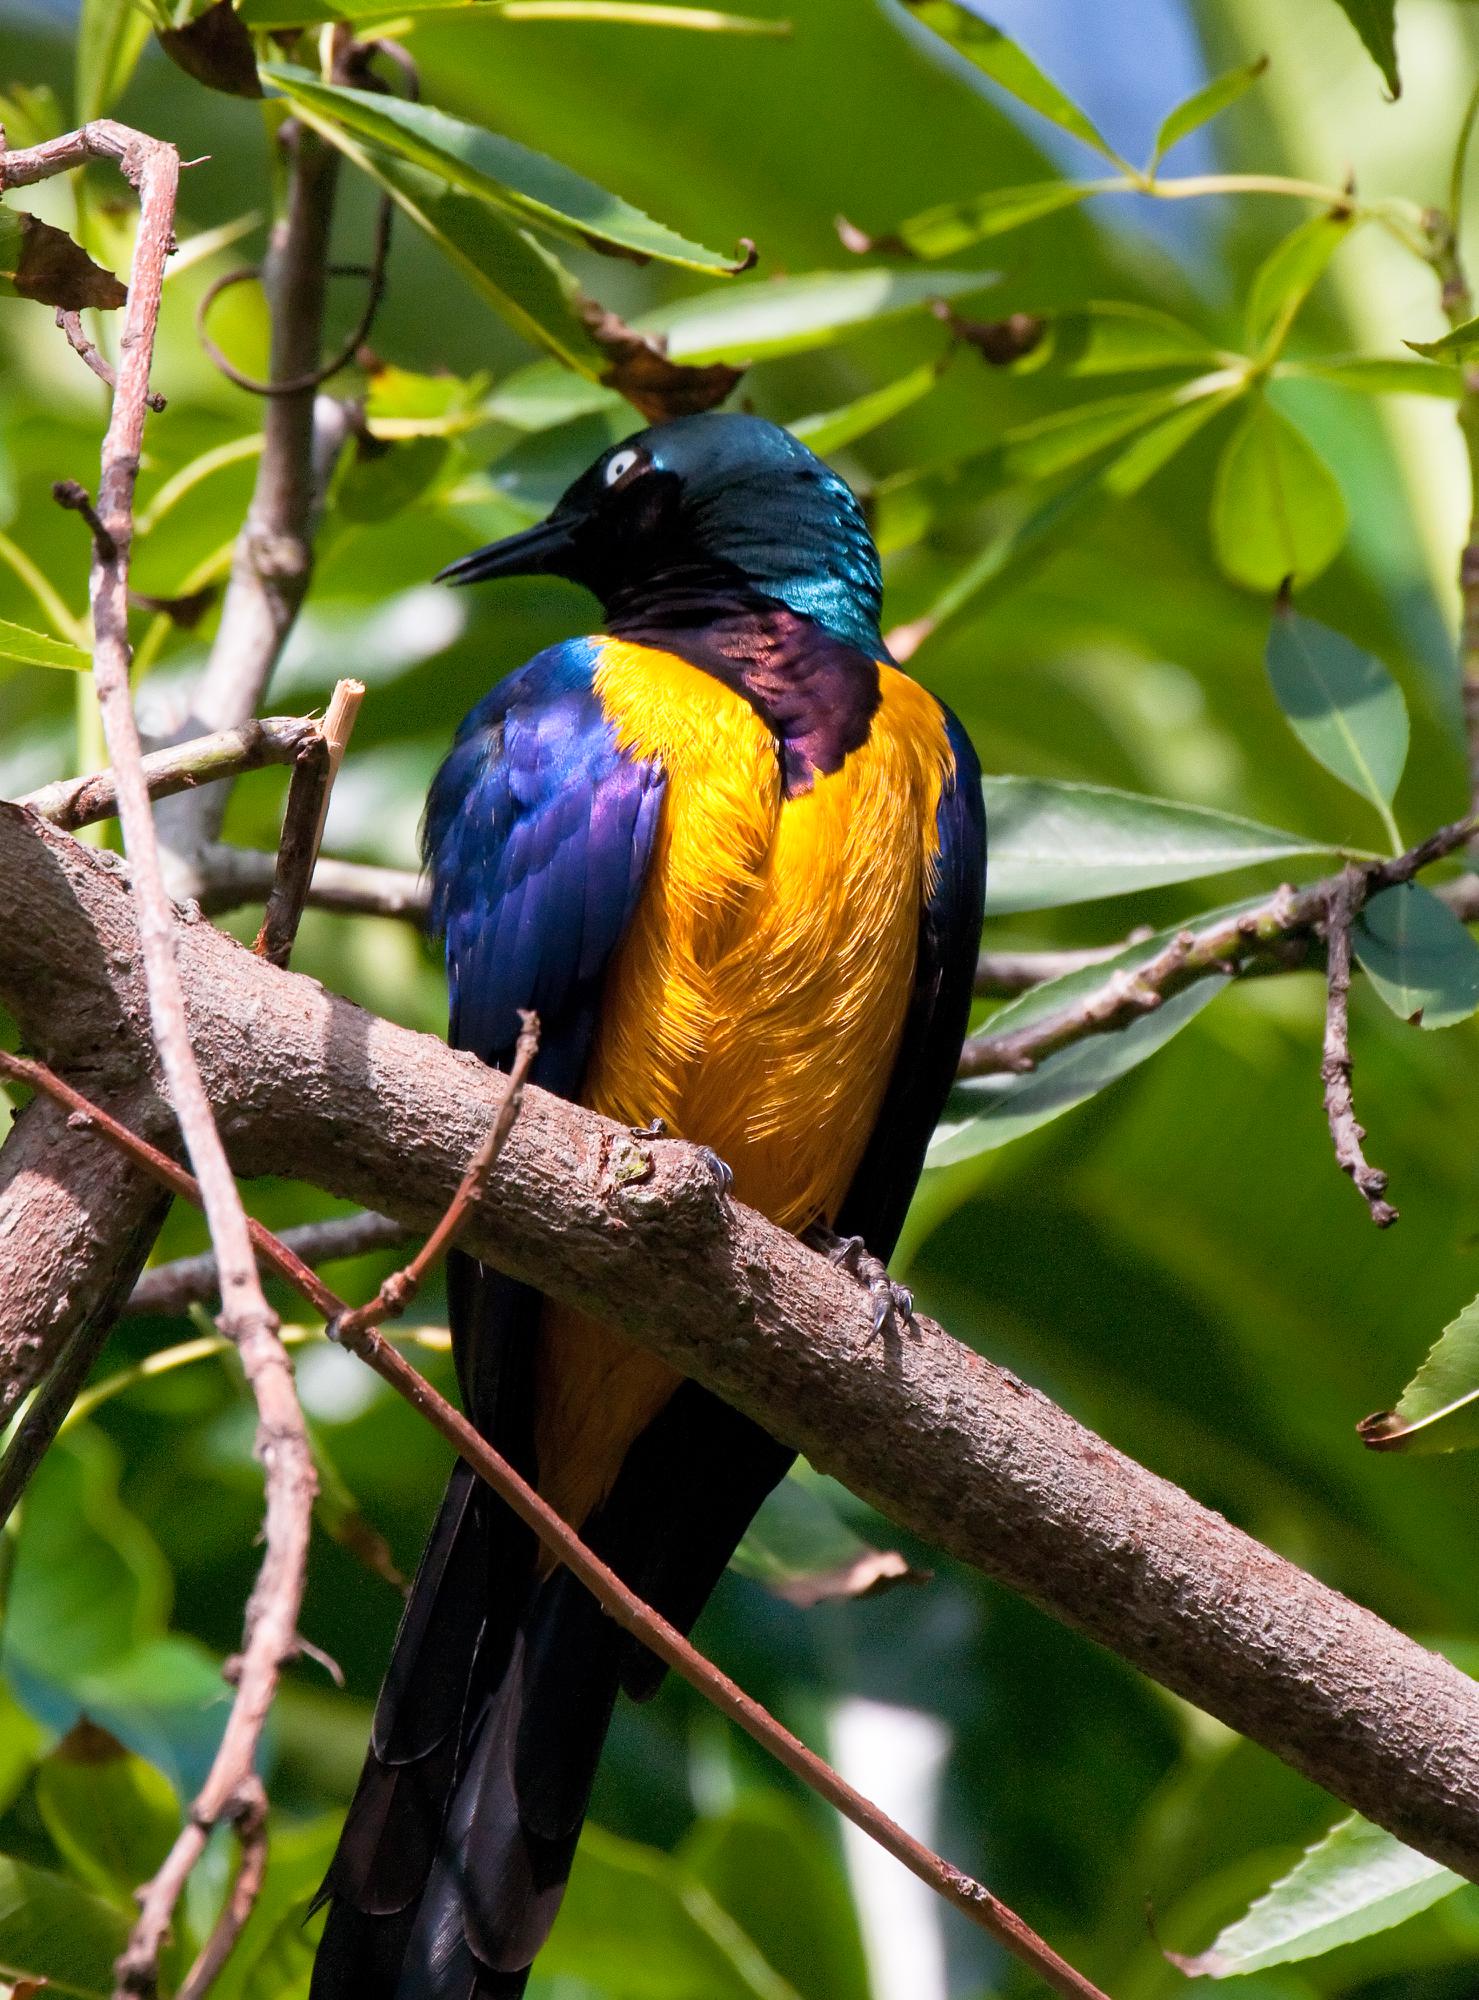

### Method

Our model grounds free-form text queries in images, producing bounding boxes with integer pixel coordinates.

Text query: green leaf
[1264,607,1408,814]
[1330,0,1400,97]
[1365,1292,1479,1452]
[34,1722,181,1909]
[539,1822,804,1999]
[1185,1815,1458,1976]
[1015,300,1220,377]
[790,362,940,455]
[682,1796,872,2000]
[999,382,1211,484]
[982,776,1335,913]
[318,140,606,375]
[733,1468,921,1605]
[0,1686,43,1818]
[1405,314,1479,362]
[75,0,152,121]
[928,908,1244,1166]
[486,268,994,427]
[0,616,91,672]
[1354,882,1479,1028]
[1152,54,1268,164]
[1245,210,1356,353]
[0,1854,132,2000]
[903,3,1121,161]
[1291,354,1465,397]
[1210,397,1348,591]
[242,0,784,24]
[885,178,1095,260]
[262,65,750,273]
[335,436,451,523]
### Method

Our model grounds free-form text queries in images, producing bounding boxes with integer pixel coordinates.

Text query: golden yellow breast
[535,638,952,1533]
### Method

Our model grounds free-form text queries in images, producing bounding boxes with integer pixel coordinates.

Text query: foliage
[5,1,1479,1997]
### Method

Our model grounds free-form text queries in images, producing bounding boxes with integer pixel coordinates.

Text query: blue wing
[835,702,986,1260]
[424,637,665,1098]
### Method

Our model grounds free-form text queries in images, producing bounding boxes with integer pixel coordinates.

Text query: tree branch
[1321,867,1398,1226]
[6,805,1479,1881]
[14,715,321,833]
[252,677,363,967]
[122,1210,413,1317]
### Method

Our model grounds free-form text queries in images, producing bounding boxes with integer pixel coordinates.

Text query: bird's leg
[802,1223,917,1338]
[629,1117,733,1196]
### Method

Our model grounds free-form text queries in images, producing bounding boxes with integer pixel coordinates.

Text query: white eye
[604,448,641,487]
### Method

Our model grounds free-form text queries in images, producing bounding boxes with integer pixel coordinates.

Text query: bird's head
[436,411,885,656]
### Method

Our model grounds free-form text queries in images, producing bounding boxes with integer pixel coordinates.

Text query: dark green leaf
[1183,1815,1458,1975]
[262,66,749,272]
[0,1855,131,2000]
[1354,882,1479,1027]
[1014,300,1219,376]
[1265,607,1408,813]
[982,776,1335,913]
[335,437,451,524]
[903,3,1121,160]
[1364,1293,1479,1453]
[1210,397,1347,591]
[1330,0,1399,96]
[1152,55,1268,163]
[34,1721,181,1908]
[884,179,1095,259]
[0,616,91,672]
[928,907,1253,1165]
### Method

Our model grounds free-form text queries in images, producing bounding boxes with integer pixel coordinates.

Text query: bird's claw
[630,1117,668,1140]
[630,1118,732,1197]
[804,1226,917,1339]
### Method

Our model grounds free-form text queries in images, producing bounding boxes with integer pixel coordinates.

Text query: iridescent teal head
[436,412,885,657]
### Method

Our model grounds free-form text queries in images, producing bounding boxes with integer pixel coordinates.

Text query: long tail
[311,1352,792,1999]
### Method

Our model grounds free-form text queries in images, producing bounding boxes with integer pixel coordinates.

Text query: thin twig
[253,677,364,967]
[175,1781,268,2000]
[0,117,316,2000]
[123,1210,413,1317]
[0,1046,1109,2000]
[975,935,1154,997]
[1320,867,1399,1227]
[200,844,428,919]
[56,307,168,412]
[333,1011,542,1337]
[15,715,320,831]
[52,476,116,560]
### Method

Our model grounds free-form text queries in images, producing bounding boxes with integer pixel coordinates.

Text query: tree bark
[5,800,1479,1879]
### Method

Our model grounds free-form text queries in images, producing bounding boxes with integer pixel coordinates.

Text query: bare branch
[124,1210,412,1317]
[56,307,168,412]
[15,715,320,832]
[7,812,1479,1881]
[253,677,364,967]
[200,844,427,919]
[1321,867,1399,1227]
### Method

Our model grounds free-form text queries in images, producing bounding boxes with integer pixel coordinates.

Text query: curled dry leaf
[577,294,745,421]
[770,1546,929,1609]
[157,0,264,99]
[0,207,126,311]
[935,300,1047,365]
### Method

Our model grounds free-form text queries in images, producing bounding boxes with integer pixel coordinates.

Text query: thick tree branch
[5,806,1479,1881]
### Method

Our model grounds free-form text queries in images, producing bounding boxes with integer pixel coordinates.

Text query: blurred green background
[5,0,1479,1994]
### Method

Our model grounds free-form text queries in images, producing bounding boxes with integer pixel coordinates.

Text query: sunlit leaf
[34,1721,181,1908]
[486,268,993,426]
[1291,354,1464,397]
[1264,606,1408,812]
[1152,54,1268,164]
[928,908,1246,1165]
[0,1855,131,2000]
[1015,300,1220,376]
[74,0,152,121]
[1245,210,1356,353]
[982,776,1334,913]
[540,1823,804,1999]
[791,362,940,455]
[0,617,91,672]
[1210,397,1347,591]
[263,65,750,272]
[902,2,1121,161]
[998,382,1209,483]
[1362,1292,1479,1453]
[1354,882,1479,1028]
[1330,0,1399,97]
[1182,1815,1458,1975]
[880,178,1095,260]
[1405,314,1479,362]
[733,1468,923,1606]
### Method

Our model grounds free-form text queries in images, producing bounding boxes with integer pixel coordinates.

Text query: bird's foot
[803,1225,917,1338]
[630,1118,732,1196]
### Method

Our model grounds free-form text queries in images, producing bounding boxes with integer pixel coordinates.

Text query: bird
[309,410,986,2000]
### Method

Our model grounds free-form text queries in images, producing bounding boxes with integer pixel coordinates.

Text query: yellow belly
[535,638,952,1531]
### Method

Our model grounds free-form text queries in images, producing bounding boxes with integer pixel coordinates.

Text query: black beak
[434,512,580,587]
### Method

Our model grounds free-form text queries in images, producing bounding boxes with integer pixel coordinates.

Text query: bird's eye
[604,448,642,488]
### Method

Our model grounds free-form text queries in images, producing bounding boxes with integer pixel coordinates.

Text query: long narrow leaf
[1152,54,1268,164]
[0,617,91,672]
[903,3,1122,162]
